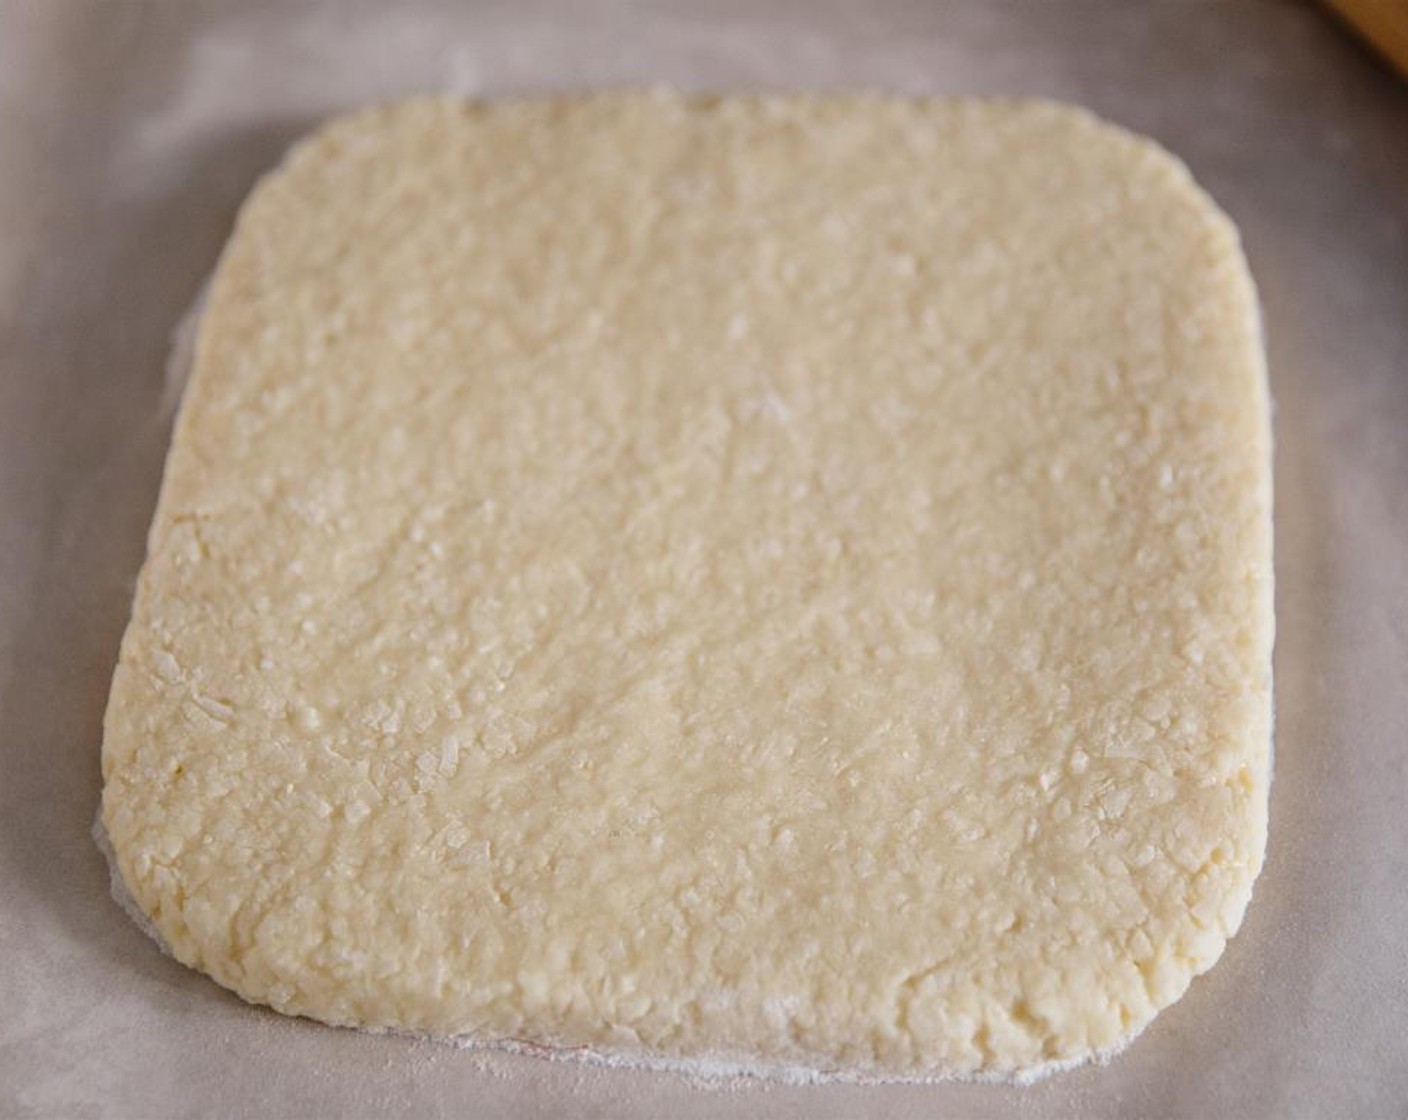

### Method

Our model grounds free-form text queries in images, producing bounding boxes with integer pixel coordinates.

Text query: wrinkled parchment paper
[2,2,1406,1116]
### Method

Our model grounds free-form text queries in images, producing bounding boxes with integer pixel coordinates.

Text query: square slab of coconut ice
[100,92,1272,1081]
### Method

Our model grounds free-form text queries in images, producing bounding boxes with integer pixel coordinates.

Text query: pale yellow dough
[101,92,1273,1080]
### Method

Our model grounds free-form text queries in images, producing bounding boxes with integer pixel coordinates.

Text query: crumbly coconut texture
[101,92,1273,1081]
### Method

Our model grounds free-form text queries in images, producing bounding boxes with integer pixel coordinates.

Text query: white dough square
[101,92,1273,1080]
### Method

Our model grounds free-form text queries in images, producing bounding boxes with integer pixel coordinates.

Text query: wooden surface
[1327,0,1408,78]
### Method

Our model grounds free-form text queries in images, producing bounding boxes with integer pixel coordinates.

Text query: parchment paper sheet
[2,2,1405,1116]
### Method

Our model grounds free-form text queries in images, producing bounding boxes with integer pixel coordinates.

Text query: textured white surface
[94,292,1140,1093]
[2,2,1406,1117]
[99,93,1271,1080]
